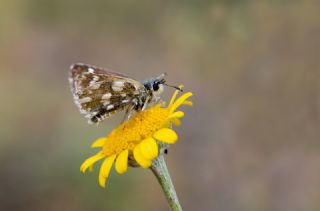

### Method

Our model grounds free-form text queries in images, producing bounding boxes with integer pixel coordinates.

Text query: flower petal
[182,100,193,106]
[153,128,178,144]
[133,146,152,168]
[139,138,159,160]
[168,85,184,107]
[99,154,116,188]
[115,149,129,174]
[80,152,105,173]
[170,92,193,113]
[171,118,181,126]
[91,137,107,148]
[168,111,184,119]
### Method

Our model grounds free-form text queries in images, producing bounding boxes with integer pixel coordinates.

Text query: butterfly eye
[153,82,160,91]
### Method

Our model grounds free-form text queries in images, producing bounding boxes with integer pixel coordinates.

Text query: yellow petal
[133,146,152,168]
[153,128,178,144]
[80,152,105,173]
[168,85,185,107]
[91,137,107,148]
[171,118,181,126]
[170,92,193,113]
[182,100,193,106]
[161,121,170,128]
[115,149,129,174]
[168,111,184,119]
[99,154,116,188]
[139,138,159,160]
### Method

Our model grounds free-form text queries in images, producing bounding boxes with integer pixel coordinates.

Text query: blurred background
[0,0,319,210]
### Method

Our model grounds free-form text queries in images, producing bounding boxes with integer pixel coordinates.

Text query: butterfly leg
[121,95,154,123]
[142,95,162,111]
[121,104,136,122]
[153,96,162,105]
[121,97,141,122]
[141,96,151,111]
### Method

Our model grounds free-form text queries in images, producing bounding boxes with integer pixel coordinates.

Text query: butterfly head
[143,73,182,100]
[143,74,166,97]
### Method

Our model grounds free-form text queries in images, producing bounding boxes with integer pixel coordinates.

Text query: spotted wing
[69,63,146,123]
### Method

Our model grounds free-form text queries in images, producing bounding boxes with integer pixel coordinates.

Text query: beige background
[0,1,319,211]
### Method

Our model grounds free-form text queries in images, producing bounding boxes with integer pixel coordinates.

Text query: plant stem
[150,154,183,211]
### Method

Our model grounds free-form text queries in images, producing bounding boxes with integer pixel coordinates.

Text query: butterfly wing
[69,63,146,123]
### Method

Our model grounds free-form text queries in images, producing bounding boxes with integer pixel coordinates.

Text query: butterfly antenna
[164,83,183,92]
[158,73,183,92]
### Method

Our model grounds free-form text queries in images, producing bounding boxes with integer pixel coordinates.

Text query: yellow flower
[80,85,193,188]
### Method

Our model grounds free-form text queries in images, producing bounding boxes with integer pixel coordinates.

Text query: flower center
[102,106,170,156]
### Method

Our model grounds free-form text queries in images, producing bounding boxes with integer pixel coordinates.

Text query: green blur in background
[0,0,319,211]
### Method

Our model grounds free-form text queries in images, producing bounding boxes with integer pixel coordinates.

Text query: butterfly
[69,63,181,124]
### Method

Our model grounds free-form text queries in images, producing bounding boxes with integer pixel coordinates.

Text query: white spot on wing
[79,97,92,103]
[112,81,124,92]
[93,75,100,81]
[89,80,101,89]
[107,105,114,110]
[88,67,95,73]
[102,93,112,100]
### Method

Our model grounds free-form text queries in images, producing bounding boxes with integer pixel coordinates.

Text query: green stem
[150,154,183,211]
